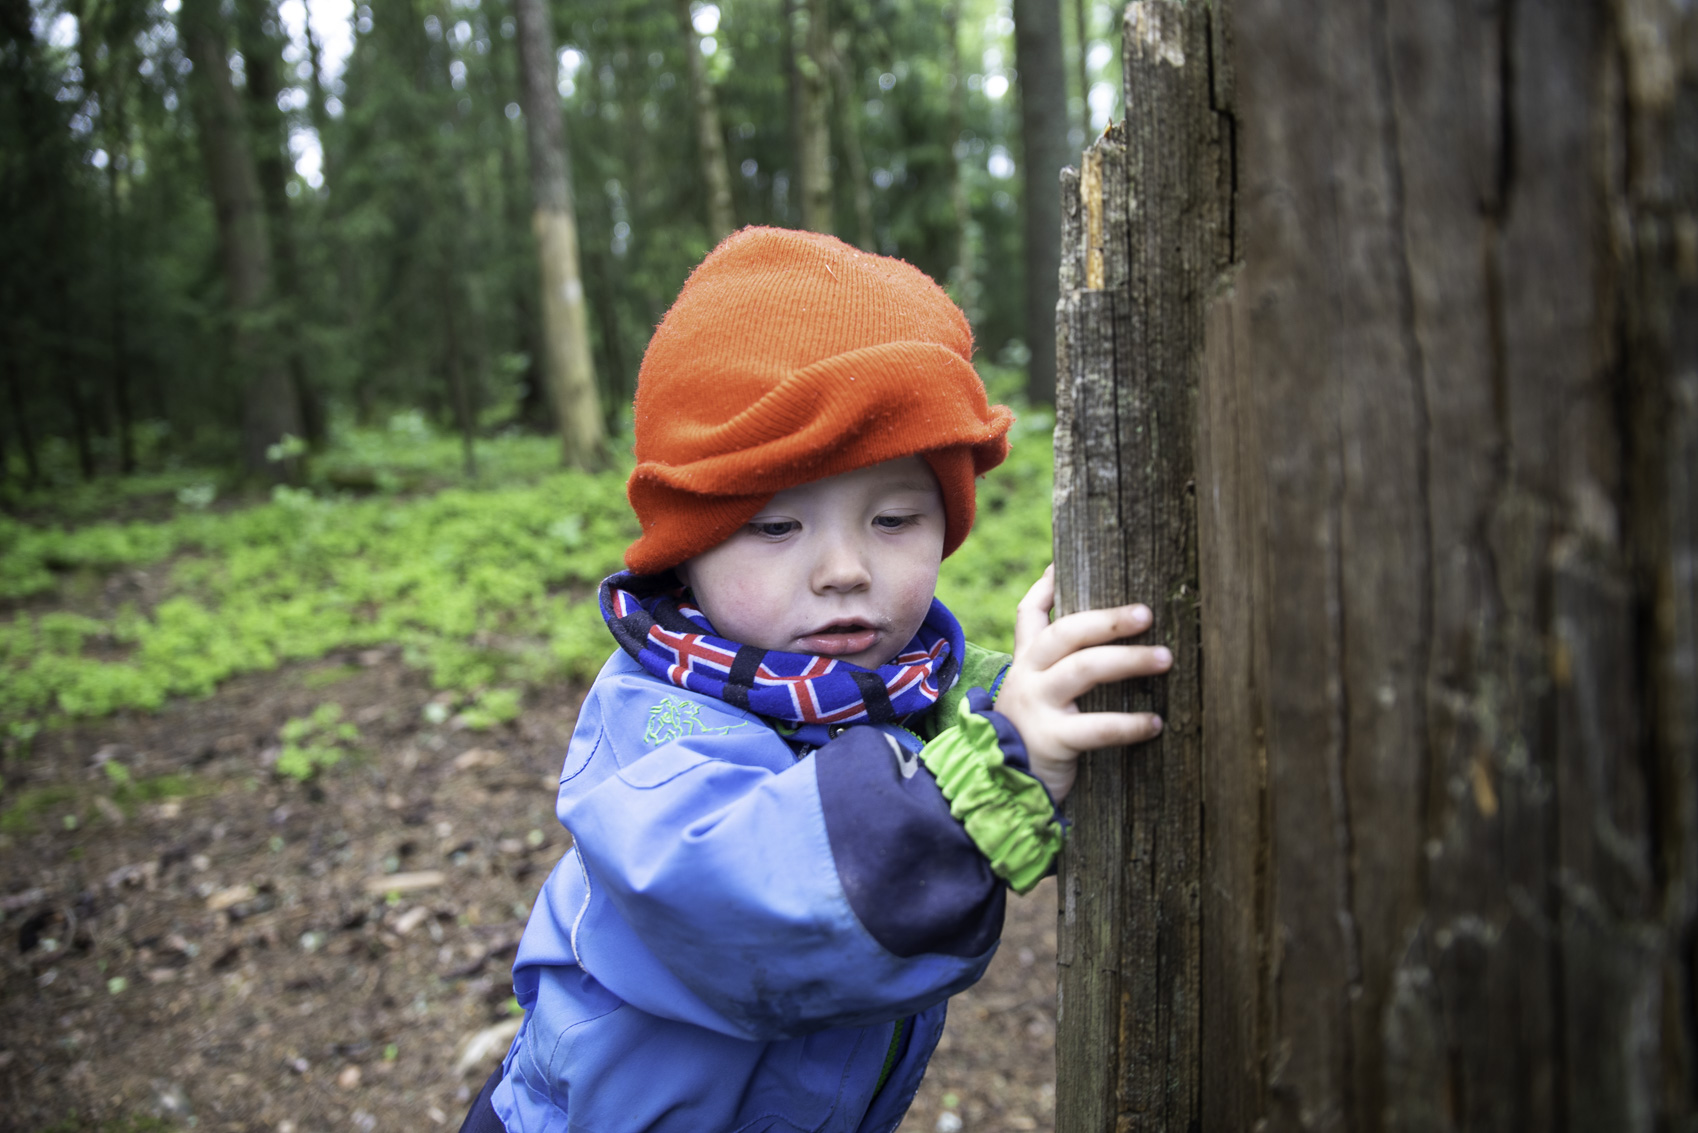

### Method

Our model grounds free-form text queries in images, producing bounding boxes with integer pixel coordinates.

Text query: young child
[462,227,1170,1133]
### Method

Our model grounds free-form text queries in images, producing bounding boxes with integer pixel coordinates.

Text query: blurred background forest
[1,0,1123,486]
[0,0,1110,751]
[0,2,1105,1125]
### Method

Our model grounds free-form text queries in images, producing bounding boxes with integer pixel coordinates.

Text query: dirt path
[0,655,1057,1133]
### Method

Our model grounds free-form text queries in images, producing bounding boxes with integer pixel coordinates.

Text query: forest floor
[0,652,1059,1133]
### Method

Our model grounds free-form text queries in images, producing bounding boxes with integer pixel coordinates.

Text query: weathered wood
[1053,3,1231,1128]
[1057,0,1696,1128]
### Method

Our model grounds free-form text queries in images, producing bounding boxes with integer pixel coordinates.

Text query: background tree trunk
[1013,0,1066,404]
[944,1,974,307]
[1053,0,1698,1129]
[235,0,322,450]
[180,0,301,478]
[675,0,735,243]
[1071,0,1089,144]
[828,31,875,252]
[791,0,833,234]
[101,50,135,474]
[512,0,605,470]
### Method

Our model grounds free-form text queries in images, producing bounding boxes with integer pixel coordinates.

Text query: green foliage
[0,406,1053,740]
[936,397,1054,653]
[458,687,523,732]
[2,0,1134,495]
[0,783,77,835]
[38,1113,175,1133]
[111,771,199,808]
[1,430,637,737]
[275,702,360,781]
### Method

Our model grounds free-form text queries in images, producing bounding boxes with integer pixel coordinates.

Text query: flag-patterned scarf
[600,571,962,732]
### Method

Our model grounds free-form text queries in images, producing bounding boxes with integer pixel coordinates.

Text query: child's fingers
[1041,644,1172,705]
[1012,565,1058,657]
[1023,602,1153,671]
[1053,709,1165,754]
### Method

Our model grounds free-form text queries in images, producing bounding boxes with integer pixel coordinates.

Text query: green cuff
[918,698,1064,894]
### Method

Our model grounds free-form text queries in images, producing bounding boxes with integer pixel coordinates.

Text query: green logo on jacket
[644,696,749,745]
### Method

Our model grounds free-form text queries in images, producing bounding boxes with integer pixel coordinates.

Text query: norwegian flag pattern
[600,572,962,727]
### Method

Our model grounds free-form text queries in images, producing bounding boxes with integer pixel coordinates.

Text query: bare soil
[0,655,1057,1133]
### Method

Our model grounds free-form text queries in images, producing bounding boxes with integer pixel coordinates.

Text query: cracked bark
[1054,0,1696,1128]
[1054,2,1229,1128]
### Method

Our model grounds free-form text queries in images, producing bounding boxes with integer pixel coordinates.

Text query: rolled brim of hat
[624,343,1014,574]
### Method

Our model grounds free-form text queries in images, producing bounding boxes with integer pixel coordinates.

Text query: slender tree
[791,0,832,233]
[180,0,301,477]
[235,0,321,448]
[1014,0,1067,405]
[675,0,735,242]
[512,0,604,469]
[944,1,973,303]
[1072,0,1089,143]
[486,8,550,430]
[74,0,144,473]
[827,28,874,251]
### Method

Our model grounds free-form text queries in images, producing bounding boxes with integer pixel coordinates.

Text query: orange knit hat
[625,227,1015,575]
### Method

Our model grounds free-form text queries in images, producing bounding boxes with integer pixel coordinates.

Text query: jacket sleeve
[815,687,1062,959]
[553,660,1055,1041]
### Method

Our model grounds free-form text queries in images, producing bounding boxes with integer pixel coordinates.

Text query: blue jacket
[491,644,1050,1133]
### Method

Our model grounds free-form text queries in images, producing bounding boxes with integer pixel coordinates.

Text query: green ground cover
[0,399,1054,754]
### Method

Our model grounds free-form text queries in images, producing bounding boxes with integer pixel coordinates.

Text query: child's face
[678,456,947,669]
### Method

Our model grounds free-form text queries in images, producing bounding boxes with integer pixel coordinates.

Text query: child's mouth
[797,625,880,657]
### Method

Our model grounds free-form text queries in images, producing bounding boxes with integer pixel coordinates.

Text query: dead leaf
[362,870,445,896]
[206,884,256,911]
[452,748,504,771]
[390,905,432,935]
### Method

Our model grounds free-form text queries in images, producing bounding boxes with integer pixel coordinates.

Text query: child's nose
[810,536,872,593]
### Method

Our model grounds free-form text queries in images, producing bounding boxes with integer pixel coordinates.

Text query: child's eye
[749,519,799,538]
[873,514,921,531]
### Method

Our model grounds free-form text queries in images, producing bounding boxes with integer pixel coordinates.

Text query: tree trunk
[439,274,477,479]
[791,0,832,234]
[104,74,134,474]
[1072,0,1090,143]
[236,0,322,450]
[511,0,605,470]
[828,31,874,252]
[675,0,735,243]
[1053,3,1227,1127]
[52,271,97,481]
[180,0,300,478]
[944,2,973,307]
[1013,0,1066,404]
[1053,0,1698,1129]
[2,345,39,485]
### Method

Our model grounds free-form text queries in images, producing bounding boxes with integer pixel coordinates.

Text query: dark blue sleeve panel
[814,724,1007,959]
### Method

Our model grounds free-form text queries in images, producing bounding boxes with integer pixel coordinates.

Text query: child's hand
[993,564,1172,803]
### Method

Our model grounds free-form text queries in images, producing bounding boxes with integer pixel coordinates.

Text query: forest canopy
[1,0,1125,488]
